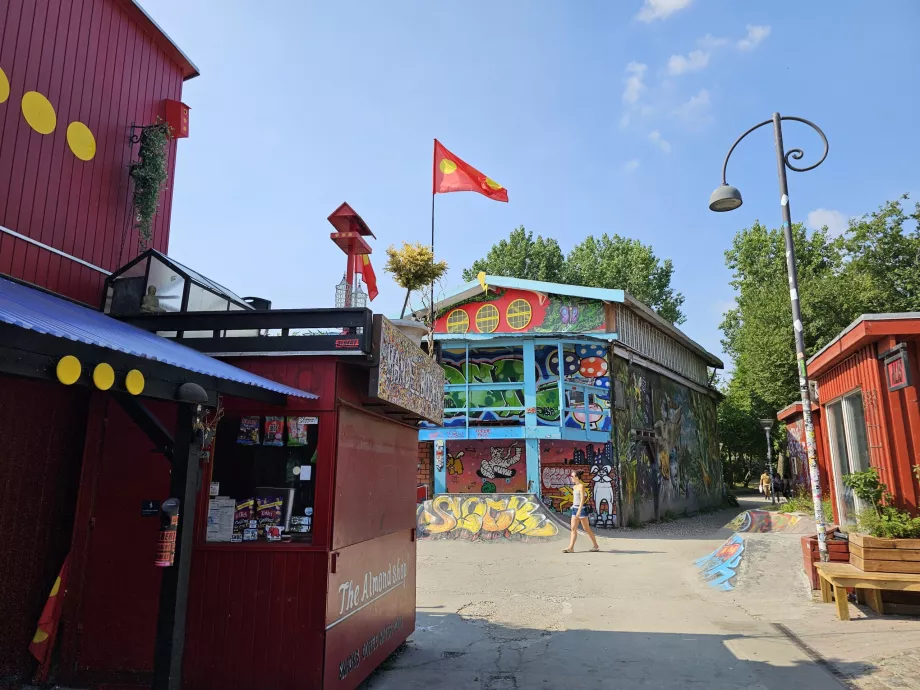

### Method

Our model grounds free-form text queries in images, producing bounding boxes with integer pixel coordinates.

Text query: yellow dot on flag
[22,91,57,134]
[439,158,457,174]
[485,177,502,190]
[93,363,115,391]
[67,121,96,161]
[50,575,62,597]
[0,67,9,104]
[32,629,49,644]
[56,356,81,385]
[126,369,145,396]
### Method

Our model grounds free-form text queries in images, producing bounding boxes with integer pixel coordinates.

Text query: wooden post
[152,403,200,690]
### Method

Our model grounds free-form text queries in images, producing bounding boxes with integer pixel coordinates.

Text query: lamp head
[759,418,774,432]
[709,184,743,212]
[178,382,209,404]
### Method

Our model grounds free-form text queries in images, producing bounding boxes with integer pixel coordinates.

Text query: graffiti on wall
[539,440,617,528]
[445,441,527,494]
[416,494,560,541]
[441,346,525,427]
[435,288,605,335]
[534,343,611,431]
[612,357,721,523]
[785,420,811,491]
[695,534,745,591]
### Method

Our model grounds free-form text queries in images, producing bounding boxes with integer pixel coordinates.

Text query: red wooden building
[0,3,438,688]
[780,313,920,527]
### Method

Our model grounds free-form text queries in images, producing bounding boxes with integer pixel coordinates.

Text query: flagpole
[429,139,437,352]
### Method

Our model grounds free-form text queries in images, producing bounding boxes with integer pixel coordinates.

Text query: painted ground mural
[444,440,528,493]
[416,494,560,541]
[539,440,617,528]
[611,358,721,524]
[436,288,605,335]
[695,534,745,591]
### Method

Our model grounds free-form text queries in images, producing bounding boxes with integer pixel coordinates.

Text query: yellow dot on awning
[0,68,9,104]
[56,356,81,385]
[439,158,457,174]
[21,91,56,134]
[485,177,502,190]
[67,121,96,161]
[125,369,145,396]
[93,363,115,391]
[32,629,49,644]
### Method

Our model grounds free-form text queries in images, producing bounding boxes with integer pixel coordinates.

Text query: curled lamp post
[710,113,829,562]
[759,419,775,505]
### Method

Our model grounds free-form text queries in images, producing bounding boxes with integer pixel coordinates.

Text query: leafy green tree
[384,242,449,318]
[462,226,565,284]
[565,234,685,324]
[463,228,685,324]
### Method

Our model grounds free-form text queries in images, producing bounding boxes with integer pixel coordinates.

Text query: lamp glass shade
[759,418,774,431]
[709,185,743,212]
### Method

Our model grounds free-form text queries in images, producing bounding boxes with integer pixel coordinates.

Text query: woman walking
[563,469,600,553]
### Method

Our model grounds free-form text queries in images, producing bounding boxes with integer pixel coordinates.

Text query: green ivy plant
[843,468,920,539]
[129,121,172,249]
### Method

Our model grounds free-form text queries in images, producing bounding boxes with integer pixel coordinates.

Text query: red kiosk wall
[0,376,89,681]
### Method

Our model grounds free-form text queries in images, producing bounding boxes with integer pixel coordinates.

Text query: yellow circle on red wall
[22,91,56,134]
[125,369,146,396]
[0,68,9,104]
[56,356,82,385]
[93,363,115,391]
[67,121,96,160]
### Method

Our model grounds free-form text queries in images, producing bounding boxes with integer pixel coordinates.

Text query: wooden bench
[815,562,920,620]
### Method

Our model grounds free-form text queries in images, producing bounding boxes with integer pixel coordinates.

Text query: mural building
[417,276,724,534]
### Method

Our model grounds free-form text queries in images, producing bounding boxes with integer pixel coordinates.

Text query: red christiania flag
[30,553,70,681]
[433,139,508,202]
[355,254,378,301]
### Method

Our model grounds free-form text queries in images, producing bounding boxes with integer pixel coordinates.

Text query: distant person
[563,469,600,554]
[759,470,771,497]
[772,474,783,502]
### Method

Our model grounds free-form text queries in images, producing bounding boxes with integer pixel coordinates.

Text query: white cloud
[673,88,711,126]
[806,208,849,236]
[737,24,771,51]
[622,62,648,104]
[648,130,671,153]
[636,0,693,22]
[699,33,729,49]
[619,113,632,129]
[624,159,641,173]
[667,49,710,76]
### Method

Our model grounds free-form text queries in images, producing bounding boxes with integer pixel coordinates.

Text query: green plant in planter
[129,121,172,249]
[843,468,920,539]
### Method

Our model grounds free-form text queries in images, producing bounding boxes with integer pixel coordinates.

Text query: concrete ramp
[727,509,815,534]
[417,494,563,542]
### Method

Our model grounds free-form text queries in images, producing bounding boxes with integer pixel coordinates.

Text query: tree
[565,234,685,324]
[463,228,686,323]
[462,226,565,284]
[384,243,449,318]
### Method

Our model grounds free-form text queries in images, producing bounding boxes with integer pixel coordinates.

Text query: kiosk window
[208,415,319,544]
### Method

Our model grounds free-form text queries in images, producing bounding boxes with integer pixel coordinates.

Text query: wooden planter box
[801,533,850,590]
[849,532,920,574]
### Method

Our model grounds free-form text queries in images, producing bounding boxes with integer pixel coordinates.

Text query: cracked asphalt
[361,496,920,690]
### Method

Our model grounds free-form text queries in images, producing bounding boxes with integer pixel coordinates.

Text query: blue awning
[0,276,316,400]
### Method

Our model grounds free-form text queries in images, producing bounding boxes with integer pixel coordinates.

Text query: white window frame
[825,389,871,526]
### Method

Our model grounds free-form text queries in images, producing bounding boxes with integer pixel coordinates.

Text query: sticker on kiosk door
[324,530,416,689]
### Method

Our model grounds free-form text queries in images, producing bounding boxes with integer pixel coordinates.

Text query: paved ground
[362,496,920,690]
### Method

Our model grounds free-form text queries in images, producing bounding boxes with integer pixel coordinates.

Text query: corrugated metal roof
[0,277,316,399]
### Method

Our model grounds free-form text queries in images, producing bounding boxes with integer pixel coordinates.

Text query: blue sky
[145,0,919,369]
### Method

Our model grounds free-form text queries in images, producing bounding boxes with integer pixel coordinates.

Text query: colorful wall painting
[441,346,526,427]
[534,343,611,431]
[784,419,811,491]
[695,534,745,591]
[435,288,605,335]
[611,357,722,524]
[416,494,560,541]
[444,441,528,494]
[538,440,617,528]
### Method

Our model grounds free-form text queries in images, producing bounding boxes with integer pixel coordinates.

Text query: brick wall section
[417,441,434,500]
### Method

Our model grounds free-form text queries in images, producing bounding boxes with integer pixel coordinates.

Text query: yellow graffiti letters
[417,494,559,539]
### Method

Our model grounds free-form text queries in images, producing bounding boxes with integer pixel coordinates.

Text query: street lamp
[759,419,775,505]
[710,113,830,561]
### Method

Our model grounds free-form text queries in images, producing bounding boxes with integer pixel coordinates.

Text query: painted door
[825,391,871,525]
